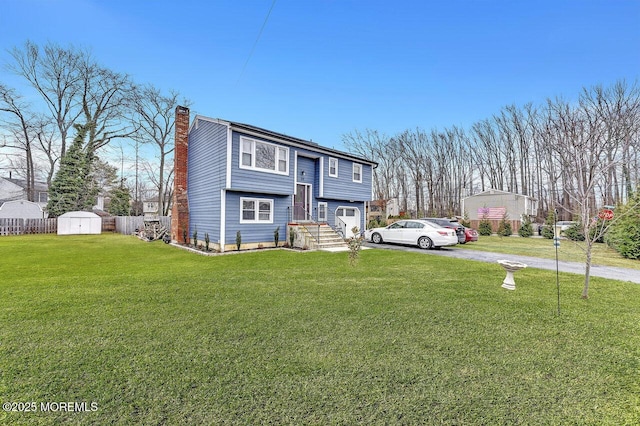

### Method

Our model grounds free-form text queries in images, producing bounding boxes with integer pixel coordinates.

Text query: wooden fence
[102,216,116,232]
[115,216,171,235]
[0,216,170,236]
[0,218,58,236]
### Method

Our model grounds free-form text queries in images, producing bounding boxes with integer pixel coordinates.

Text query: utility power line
[236,0,277,87]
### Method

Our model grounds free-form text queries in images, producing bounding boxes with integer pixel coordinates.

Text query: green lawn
[1,234,639,424]
[457,235,640,270]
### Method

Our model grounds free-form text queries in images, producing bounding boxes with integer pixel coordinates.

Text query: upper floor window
[328,157,338,177]
[240,137,288,175]
[352,163,362,183]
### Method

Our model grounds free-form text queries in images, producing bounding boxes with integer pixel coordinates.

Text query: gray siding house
[0,177,49,210]
[172,108,377,252]
[461,188,538,232]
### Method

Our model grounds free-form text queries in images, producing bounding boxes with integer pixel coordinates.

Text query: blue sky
[1,0,639,152]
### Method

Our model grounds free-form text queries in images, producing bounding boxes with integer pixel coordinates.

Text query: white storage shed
[57,211,102,235]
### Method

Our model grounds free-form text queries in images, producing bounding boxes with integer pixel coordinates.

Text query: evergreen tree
[108,181,132,216]
[46,124,98,217]
[605,190,640,259]
[518,215,533,237]
[541,210,556,239]
[478,214,493,236]
[497,212,513,237]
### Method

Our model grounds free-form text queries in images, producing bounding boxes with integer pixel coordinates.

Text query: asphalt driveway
[364,242,640,284]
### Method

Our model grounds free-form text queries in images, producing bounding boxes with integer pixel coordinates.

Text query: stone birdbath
[497,259,527,290]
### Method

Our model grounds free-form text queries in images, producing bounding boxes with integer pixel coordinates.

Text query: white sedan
[365,219,459,249]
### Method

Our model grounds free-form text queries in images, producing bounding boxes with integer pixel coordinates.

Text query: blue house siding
[224,191,290,245]
[187,119,228,242]
[295,155,316,186]
[230,131,294,195]
[182,115,377,251]
[322,200,367,232]
[322,157,372,201]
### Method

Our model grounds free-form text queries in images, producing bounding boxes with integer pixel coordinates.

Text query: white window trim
[318,202,328,222]
[352,163,362,183]
[239,136,289,175]
[328,157,338,178]
[240,197,274,224]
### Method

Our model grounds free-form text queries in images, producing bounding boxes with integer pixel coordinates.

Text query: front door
[294,183,312,221]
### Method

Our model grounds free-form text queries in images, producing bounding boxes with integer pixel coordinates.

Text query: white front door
[335,206,360,238]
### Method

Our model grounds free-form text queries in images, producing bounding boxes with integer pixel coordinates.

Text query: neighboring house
[367,198,400,223]
[0,176,49,210]
[171,107,377,252]
[143,198,160,218]
[461,189,538,231]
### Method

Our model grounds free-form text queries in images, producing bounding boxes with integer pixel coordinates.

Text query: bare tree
[7,41,135,178]
[471,119,505,191]
[131,86,187,215]
[544,83,638,298]
[0,83,36,199]
[79,58,135,158]
[396,129,430,216]
[8,41,83,158]
[343,129,400,205]
[33,117,61,186]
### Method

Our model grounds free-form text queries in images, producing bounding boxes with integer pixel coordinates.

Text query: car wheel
[371,233,383,244]
[418,236,433,249]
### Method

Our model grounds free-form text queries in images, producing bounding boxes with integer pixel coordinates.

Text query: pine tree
[108,181,131,216]
[541,210,556,239]
[478,215,493,236]
[497,212,513,237]
[518,215,533,237]
[46,124,98,217]
[605,189,640,259]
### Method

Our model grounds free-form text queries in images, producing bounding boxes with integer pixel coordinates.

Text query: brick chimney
[171,106,190,243]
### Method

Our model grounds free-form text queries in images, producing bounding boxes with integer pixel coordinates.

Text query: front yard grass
[1,234,639,424]
[458,235,640,270]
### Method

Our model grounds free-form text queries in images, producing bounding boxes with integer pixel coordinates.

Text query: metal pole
[554,208,560,315]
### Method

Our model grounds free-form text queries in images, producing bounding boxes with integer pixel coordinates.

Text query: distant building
[462,189,538,232]
[0,176,49,218]
[0,177,49,209]
[367,198,400,222]
[143,197,160,218]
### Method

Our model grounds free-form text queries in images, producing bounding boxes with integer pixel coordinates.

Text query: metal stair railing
[334,216,348,239]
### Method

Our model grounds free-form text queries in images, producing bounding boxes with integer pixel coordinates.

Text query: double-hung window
[240,197,273,224]
[352,163,362,183]
[240,137,288,175]
[328,157,338,177]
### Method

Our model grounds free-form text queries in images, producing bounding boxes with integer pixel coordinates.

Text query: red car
[463,226,478,243]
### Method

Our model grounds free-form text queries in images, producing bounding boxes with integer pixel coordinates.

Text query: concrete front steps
[297,223,349,251]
